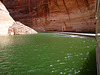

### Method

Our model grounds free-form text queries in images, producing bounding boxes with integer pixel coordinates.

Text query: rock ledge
[8,21,38,35]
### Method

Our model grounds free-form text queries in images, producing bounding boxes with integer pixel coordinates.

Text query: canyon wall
[3,0,95,32]
[0,1,14,35]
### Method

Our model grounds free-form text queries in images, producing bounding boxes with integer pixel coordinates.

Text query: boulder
[8,21,37,35]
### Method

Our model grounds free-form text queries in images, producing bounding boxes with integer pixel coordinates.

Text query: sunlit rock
[0,1,15,35]
[10,32,14,35]
[8,21,37,35]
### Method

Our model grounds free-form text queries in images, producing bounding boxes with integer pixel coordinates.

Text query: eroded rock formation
[8,21,37,35]
[0,1,14,35]
[0,1,37,35]
[3,0,95,32]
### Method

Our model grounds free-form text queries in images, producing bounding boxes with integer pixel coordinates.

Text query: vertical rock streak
[28,0,31,14]
[62,0,71,21]
[75,0,88,25]
[54,0,60,10]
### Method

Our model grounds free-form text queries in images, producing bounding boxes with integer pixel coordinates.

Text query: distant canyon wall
[3,0,95,32]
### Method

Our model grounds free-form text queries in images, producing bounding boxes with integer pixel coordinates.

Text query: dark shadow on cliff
[79,48,97,75]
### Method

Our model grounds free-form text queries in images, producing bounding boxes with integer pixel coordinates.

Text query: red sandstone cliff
[3,0,95,32]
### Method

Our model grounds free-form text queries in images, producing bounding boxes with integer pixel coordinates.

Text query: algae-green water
[0,33,96,75]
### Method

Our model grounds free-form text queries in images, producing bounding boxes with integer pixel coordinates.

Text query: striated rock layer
[3,0,95,32]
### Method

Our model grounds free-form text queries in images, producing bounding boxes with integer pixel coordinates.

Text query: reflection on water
[0,35,14,48]
[0,33,97,75]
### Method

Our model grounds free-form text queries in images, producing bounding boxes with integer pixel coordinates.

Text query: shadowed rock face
[3,0,95,32]
[0,0,3,2]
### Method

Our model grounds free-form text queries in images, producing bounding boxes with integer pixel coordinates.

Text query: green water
[0,33,96,75]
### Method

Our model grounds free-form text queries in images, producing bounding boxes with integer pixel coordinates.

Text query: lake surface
[0,33,97,75]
